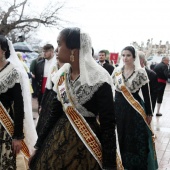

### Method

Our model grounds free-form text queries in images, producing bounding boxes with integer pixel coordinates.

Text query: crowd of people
[0,27,170,170]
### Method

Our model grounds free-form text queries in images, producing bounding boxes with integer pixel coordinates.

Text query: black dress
[30,71,117,170]
[0,62,24,169]
[112,67,158,170]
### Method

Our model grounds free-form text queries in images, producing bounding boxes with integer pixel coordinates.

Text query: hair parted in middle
[122,46,136,59]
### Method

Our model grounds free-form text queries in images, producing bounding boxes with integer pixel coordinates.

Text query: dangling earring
[70,51,74,62]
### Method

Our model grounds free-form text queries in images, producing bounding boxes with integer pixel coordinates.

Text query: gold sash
[57,73,124,170]
[0,102,30,160]
[115,71,155,134]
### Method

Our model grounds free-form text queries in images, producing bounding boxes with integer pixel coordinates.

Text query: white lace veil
[53,29,114,93]
[119,46,142,70]
[79,30,114,89]
[7,39,37,155]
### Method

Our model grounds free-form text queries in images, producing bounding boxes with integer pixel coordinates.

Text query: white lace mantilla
[66,71,103,117]
[0,63,20,94]
[53,63,108,117]
[112,67,149,93]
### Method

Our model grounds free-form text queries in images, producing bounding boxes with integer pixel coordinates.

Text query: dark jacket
[145,68,158,112]
[103,62,114,75]
[35,58,45,97]
[154,62,170,80]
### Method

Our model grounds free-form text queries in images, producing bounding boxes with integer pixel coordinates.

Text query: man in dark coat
[35,44,55,112]
[30,55,43,98]
[98,50,114,75]
[138,51,158,113]
[154,56,170,116]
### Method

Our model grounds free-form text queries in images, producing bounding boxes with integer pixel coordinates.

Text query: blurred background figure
[98,50,114,75]
[150,62,157,70]
[16,51,33,94]
[30,55,43,98]
[154,56,170,116]
[36,59,63,139]
[34,44,56,113]
[138,51,158,112]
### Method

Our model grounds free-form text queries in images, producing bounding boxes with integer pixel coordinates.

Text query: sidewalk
[32,83,170,170]
[153,83,170,170]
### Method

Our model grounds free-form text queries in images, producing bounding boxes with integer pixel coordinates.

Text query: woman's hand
[12,139,22,155]
[146,116,152,125]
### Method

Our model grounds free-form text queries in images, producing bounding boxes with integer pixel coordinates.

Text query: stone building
[131,39,170,58]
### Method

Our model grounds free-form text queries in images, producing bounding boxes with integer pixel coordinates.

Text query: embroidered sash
[114,70,158,162]
[57,73,124,170]
[0,102,30,160]
[115,71,155,133]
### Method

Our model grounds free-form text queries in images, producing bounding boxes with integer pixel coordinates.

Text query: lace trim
[0,64,20,94]
[66,72,103,117]
[113,67,149,93]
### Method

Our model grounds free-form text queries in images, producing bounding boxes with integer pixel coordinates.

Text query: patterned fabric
[0,124,16,169]
[0,62,25,169]
[112,67,149,93]
[30,115,101,170]
[0,63,20,94]
[66,71,103,117]
[36,89,57,137]
[31,70,116,169]
[115,91,158,169]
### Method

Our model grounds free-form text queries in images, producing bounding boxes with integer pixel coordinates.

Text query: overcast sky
[6,0,170,53]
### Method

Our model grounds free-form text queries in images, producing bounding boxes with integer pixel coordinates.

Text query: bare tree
[0,0,66,37]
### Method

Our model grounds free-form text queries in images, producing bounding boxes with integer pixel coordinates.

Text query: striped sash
[57,73,124,170]
[0,102,30,160]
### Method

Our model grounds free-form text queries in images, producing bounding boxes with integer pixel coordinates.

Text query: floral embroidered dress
[0,62,24,169]
[112,66,158,170]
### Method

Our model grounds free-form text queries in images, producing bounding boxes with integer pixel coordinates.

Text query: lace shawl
[53,65,104,117]
[66,70,103,117]
[0,63,20,94]
[112,67,149,93]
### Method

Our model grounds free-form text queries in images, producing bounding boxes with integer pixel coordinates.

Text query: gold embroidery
[66,106,102,161]
[0,103,30,158]
[57,73,124,170]
[58,75,65,86]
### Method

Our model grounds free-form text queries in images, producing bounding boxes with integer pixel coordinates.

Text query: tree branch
[19,0,27,20]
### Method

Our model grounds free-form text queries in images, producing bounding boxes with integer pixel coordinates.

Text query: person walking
[30,55,43,98]
[154,56,170,116]
[112,46,158,169]
[35,44,56,112]
[36,59,63,138]
[138,51,158,112]
[29,27,120,170]
[0,35,37,169]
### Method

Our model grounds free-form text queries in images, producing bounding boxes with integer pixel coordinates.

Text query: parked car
[147,55,163,68]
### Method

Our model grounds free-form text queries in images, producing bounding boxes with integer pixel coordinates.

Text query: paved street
[153,83,170,170]
[32,83,170,170]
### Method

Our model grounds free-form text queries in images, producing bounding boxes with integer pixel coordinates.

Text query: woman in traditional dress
[112,46,158,170]
[29,27,119,170]
[0,35,37,169]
